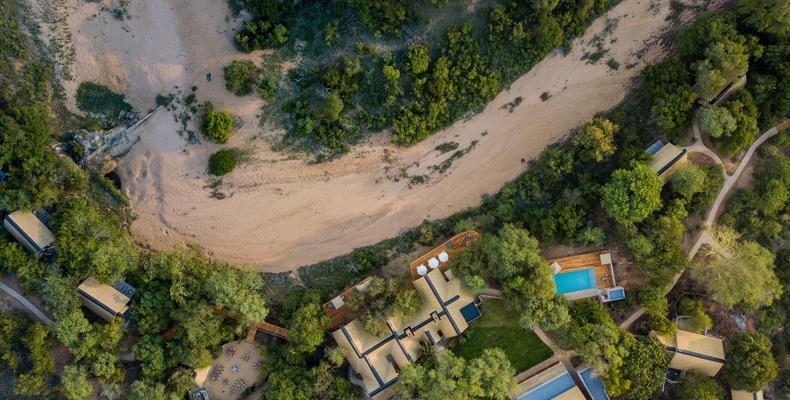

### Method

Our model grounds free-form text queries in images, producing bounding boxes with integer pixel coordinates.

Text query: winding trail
[0,282,55,326]
[619,120,787,330]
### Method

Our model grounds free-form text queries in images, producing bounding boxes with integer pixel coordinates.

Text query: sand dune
[62,0,709,271]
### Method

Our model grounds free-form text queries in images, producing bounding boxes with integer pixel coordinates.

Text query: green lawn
[452,299,553,373]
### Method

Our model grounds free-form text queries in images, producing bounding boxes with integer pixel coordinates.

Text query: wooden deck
[321,276,373,329]
[211,306,289,340]
[547,251,616,291]
[409,230,481,280]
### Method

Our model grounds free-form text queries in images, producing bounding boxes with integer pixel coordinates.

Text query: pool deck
[409,230,481,280]
[547,251,616,298]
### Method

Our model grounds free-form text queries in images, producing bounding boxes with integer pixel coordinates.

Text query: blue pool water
[580,368,610,400]
[553,269,596,294]
[607,288,625,300]
[459,302,481,323]
[517,371,575,400]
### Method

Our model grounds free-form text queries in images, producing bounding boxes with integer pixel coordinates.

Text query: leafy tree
[287,302,328,355]
[205,265,269,324]
[235,18,289,52]
[705,39,749,82]
[60,365,92,400]
[223,60,260,96]
[92,352,122,383]
[723,331,778,391]
[0,239,30,274]
[719,90,759,155]
[323,92,343,122]
[695,105,736,138]
[737,0,790,39]
[53,197,138,283]
[601,163,663,226]
[16,323,55,396]
[40,272,81,319]
[671,162,707,199]
[133,335,168,381]
[461,274,487,294]
[128,380,172,400]
[391,349,516,400]
[693,59,727,100]
[208,149,237,176]
[671,372,725,400]
[619,336,670,400]
[75,82,133,128]
[571,118,618,162]
[407,45,430,75]
[351,0,410,37]
[132,280,176,334]
[394,289,423,320]
[677,297,712,332]
[204,110,233,143]
[55,310,92,350]
[691,228,782,310]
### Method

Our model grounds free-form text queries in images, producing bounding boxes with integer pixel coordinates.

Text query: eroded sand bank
[63,0,705,271]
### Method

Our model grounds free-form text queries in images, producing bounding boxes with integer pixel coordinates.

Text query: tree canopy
[601,162,663,226]
[723,331,778,392]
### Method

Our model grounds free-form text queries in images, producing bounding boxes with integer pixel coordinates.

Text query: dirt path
[62,0,715,271]
[619,121,786,330]
[0,282,55,326]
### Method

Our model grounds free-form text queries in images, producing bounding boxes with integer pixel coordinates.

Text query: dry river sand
[62,0,706,271]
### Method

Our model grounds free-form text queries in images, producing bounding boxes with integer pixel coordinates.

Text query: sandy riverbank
[61,0,716,271]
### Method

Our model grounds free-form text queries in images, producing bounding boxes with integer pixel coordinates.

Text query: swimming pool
[517,371,575,400]
[459,302,481,323]
[580,367,610,400]
[552,268,596,294]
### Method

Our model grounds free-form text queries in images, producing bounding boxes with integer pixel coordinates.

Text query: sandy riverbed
[60,0,715,271]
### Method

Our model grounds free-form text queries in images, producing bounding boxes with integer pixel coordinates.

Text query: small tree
[208,150,237,176]
[288,303,329,354]
[723,331,778,392]
[60,365,92,400]
[406,45,430,75]
[693,59,727,100]
[223,60,260,96]
[696,105,736,138]
[462,274,487,294]
[204,110,233,143]
[323,92,344,122]
[677,297,712,332]
[571,118,618,162]
[671,162,707,199]
[601,162,663,226]
[394,289,423,320]
[671,372,725,400]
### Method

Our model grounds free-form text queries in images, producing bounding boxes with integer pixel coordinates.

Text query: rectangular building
[645,140,688,182]
[3,210,55,256]
[652,329,725,377]
[78,278,135,323]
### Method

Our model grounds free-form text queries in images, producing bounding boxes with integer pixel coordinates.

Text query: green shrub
[223,60,260,96]
[75,82,133,127]
[416,222,438,245]
[204,110,233,143]
[208,150,237,176]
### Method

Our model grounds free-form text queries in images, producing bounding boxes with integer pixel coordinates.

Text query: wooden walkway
[211,306,289,340]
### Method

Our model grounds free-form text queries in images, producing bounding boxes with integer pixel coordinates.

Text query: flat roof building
[515,363,585,400]
[652,329,725,377]
[332,268,480,398]
[3,210,55,256]
[645,140,688,182]
[78,278,135,323]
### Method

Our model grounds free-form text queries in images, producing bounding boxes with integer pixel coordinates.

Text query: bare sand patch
[64,0,718,271]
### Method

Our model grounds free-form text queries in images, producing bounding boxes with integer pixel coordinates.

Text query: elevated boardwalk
[211,306,289,340]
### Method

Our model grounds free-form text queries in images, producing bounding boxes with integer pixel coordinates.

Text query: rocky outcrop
[71,106,160,169]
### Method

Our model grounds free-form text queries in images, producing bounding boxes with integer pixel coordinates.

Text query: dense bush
[75,82,133,128]
[223,60,260,96]
[723,331,779,392]
[203,108,233,143]
[208,149,237,176]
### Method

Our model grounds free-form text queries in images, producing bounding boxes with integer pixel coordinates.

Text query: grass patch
[452,299,552,373]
